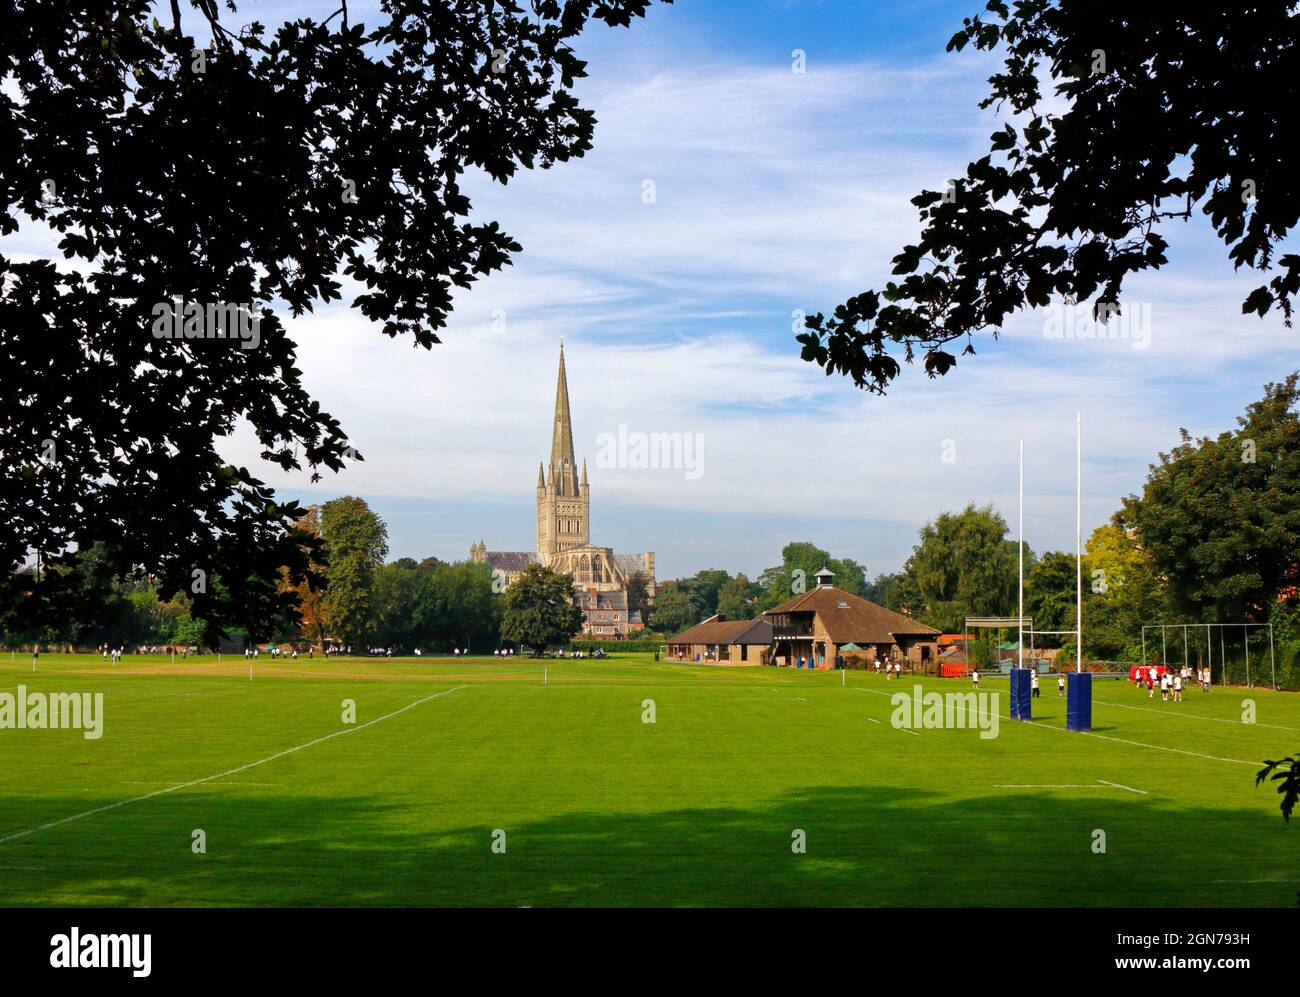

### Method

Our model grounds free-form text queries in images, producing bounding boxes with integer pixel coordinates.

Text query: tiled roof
[666,617,773,646]
[484,551,538,571]
[764,586,939,644]
[614,553,651,575]
[576,589,629,611]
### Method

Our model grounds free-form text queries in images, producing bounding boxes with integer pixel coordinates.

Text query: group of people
[876,659,904,679]
[1135,664,1210,701]
[244,646,306,660]
[965,666,1059,697]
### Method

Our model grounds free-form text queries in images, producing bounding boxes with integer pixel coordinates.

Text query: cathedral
[470,343,655,637]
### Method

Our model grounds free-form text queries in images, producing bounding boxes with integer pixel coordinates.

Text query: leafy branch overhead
[799,1,1300,393]
[1257,754,1300,821]
[0,1,663,641]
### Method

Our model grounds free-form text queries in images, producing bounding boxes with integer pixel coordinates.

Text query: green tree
[626,571,652,623]
[756,542,868,610]
[371,560,422,649]
[1083,521,1168,661]
[1122,375,1300,624]
[1025,551,1077,644]
[428,562,501,652]
[716,573,759,621]
[864,571,904,610]
[648,583,696,637]
[897,504,1022,633]
[675,569,732,622]
[320,497,389,645]
[173,615,207,649]
[800,3,1300,394]
[500,563,584,655]
[0,1,664,643]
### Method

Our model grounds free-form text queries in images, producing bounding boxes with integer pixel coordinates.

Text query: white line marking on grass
[112,780,281,787]
[851,687,919,733]
[1096,779,1148,795]
[867,718,882,725]
[0,684,466,846]
[1095,698,1300,733]
[1022,719,1258,766]
[853,686,1257,766]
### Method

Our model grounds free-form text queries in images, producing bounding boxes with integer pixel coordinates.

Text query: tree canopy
[500,562,585,654]
[648,583,695,636]
[319,496,388,645]
[0,0,662,641]
[1122,374,1300,624]
[896,504,1022,633]
[756,542,868,610]
[799,1,1299,393]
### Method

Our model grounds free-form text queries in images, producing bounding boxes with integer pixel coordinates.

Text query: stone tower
[536,342,590,564]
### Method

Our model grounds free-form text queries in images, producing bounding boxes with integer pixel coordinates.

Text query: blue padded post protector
[1066,671,1093,732]
[1009,668,1031,721]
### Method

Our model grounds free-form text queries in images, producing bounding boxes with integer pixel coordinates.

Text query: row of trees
[1,495,584,654]
[872,376,1300,669]
[9,377,1295,663]
[647,376,1299,676]
[649,543,870,634]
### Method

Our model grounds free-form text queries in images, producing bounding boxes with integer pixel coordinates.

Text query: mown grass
[0,652,1297,906]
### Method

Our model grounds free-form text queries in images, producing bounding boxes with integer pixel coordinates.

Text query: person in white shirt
[1160,672,1170,702]
[1058,673,1066,696]
[1173,673,1183,702]
[972,668,980,688]
[1030,670,1040,698]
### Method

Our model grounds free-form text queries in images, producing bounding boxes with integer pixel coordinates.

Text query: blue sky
[12,2,1299,585]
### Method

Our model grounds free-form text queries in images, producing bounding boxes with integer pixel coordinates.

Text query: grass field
[1,651,1298,907]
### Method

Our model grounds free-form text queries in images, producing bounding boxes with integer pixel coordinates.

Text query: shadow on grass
[0,784,1294,907]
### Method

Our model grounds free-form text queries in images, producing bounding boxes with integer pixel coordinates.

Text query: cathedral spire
[549,341,578,494]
